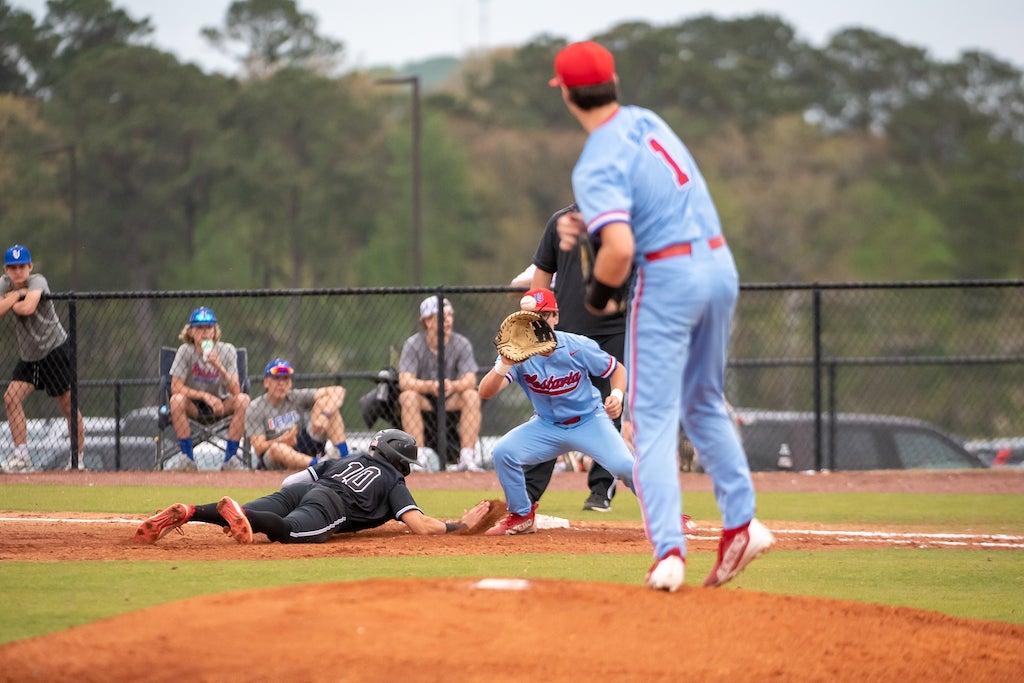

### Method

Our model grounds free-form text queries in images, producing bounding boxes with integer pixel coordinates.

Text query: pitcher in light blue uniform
[478,288,634,535]
[549,41,774,590]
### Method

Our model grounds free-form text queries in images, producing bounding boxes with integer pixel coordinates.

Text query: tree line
[2,0,1022,293]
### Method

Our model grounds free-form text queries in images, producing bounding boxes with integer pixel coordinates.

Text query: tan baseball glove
[454,499,509,535]
[493,310,557,363]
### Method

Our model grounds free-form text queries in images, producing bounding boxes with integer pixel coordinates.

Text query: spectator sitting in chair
[245,358,349,470]
[398,296,482,472]
[168,306,250,471]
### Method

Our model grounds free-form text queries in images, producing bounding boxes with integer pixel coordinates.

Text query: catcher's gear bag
[578,233,631,314]
[494,310,557,363]
[370,428,418,476]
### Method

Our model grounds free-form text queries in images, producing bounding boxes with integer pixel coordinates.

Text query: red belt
[557,416,581,425]
[645,235,725,262]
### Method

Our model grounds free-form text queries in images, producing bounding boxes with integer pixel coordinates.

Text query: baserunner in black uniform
[134,429,489,544]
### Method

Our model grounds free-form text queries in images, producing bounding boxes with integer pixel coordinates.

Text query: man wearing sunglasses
[245,358,349,470]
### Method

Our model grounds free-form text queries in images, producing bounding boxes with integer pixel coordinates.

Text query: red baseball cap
[520,287,558,313]
[549,41,615,88]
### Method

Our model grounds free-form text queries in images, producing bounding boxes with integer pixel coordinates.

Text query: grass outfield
[2,484,1023,645]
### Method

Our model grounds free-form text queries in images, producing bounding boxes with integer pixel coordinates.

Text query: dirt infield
[2,469,1023,681]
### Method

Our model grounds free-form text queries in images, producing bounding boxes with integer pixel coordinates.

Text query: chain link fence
[2,281,1022,472]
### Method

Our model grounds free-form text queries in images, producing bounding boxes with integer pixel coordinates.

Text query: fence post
[68,297,81,469]
[434,291,449,466]
[114,381,122,470]
[827,360,837,471]
[812,286,822,471]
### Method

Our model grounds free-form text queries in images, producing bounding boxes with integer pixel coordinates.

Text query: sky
[12,0,1024,73]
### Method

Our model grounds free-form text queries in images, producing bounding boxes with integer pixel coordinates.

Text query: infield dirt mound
[2,578,1023,682]
[3,469,1023,681]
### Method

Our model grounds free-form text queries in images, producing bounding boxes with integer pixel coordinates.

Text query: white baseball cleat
[645,548,685,592]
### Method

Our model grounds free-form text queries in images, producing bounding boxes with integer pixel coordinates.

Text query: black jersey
[532,204,629,337]
[307,452,421,534]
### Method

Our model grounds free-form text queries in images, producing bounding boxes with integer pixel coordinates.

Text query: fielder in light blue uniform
[479,288,634,532]
[549,41,773,589]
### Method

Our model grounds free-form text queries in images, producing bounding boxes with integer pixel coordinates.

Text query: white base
[535,514,569,530]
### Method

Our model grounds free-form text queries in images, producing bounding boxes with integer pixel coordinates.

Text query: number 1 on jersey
[648,138,690,187]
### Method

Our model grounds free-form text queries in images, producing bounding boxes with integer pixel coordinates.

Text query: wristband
[610,388,624,403]
[444,521,467,533]
[493,357,514,376]
[586,279,618,311]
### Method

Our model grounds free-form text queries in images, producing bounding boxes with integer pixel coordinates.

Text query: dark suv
[733,409,984,472]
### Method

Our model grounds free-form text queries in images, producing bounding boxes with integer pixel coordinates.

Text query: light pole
[375,76,422,286]
[36,143,79,289]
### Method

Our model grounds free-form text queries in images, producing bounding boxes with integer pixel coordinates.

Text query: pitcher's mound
[2,578,1022,681]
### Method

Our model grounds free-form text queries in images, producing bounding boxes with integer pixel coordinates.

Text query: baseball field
[2,468,1023,681]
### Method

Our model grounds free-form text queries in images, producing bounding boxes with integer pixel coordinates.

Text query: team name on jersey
[266,411,301,432]
[191,363,221,380]
[524,370,582,396]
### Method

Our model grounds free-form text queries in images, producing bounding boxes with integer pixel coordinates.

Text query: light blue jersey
[573,105,723,257]
[571,104,757,561]
[491,331,634,516]
[506,331,615,423]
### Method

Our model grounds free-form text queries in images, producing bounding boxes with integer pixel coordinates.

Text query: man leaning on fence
[168,306,250,471]
[398,296,483,472]
[245,358,349,470]
[1,244,85,472]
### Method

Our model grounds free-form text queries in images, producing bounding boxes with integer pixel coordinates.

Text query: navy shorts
[12,339,73,397]
[295,429,327,458]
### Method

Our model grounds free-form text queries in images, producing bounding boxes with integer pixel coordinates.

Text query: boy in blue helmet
[168,306,250,470]
[0,245,85,472]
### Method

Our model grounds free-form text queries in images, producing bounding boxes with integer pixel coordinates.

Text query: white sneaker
[220,455,248,471]
[459,448,484,472]
[415,447,439,473]
[4,454,34,473]
[645,548,685,592]
[63,457,86,471]
[322,442,341,461]
[164,454,198,472]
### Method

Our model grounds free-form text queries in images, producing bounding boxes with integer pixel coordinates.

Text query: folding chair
[358,370,462,467]
[155,346,250,470]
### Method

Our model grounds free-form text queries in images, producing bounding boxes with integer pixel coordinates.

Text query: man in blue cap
[0,244,84,472]
[168,306,251,470]
[244,358,349,470]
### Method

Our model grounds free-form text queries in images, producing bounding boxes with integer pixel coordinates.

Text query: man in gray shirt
[245,358,348,470]
[0,244,84,472]
[398,296,482,472]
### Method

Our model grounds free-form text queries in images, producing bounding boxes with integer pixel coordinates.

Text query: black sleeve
[389,480,421,519]
[532,203,577,275]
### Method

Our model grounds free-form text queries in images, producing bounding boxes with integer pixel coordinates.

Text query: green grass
[4,485,1023,532]
[2,483,1023,645]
